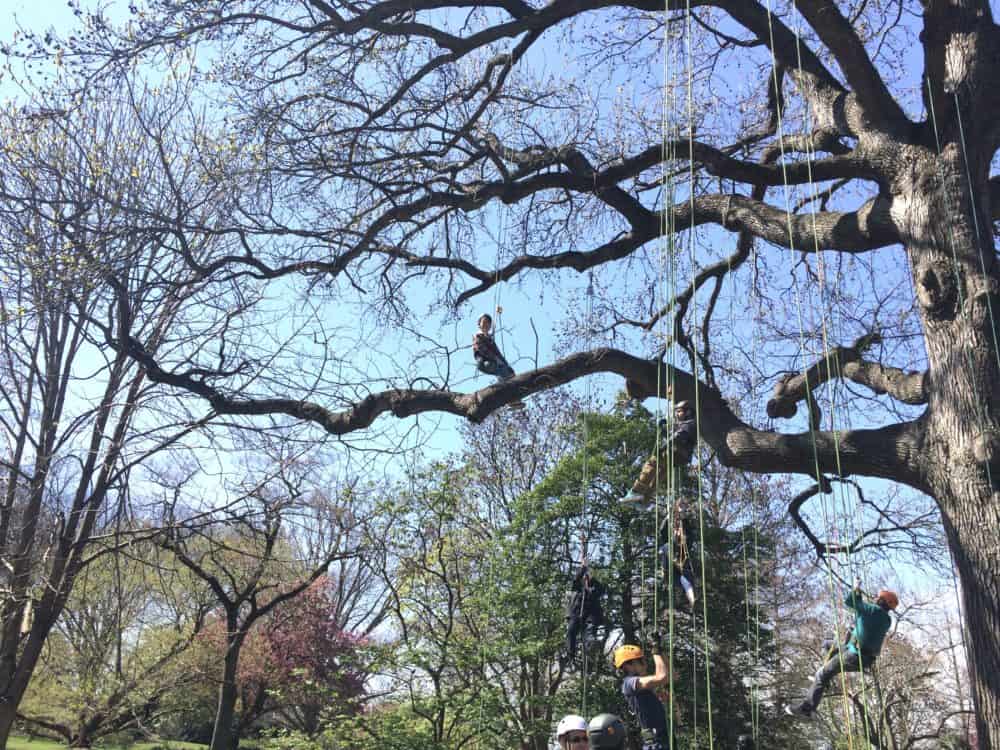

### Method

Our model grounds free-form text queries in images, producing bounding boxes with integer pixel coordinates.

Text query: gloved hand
[648,630,664,655]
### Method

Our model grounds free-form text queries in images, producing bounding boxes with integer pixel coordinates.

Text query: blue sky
[0,0,966,613]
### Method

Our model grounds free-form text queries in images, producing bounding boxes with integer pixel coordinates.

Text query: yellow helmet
[613,644,644,669]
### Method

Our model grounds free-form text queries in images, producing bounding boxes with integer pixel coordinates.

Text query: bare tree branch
[767,332,928,428]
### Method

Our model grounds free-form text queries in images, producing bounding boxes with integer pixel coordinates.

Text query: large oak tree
[16,0,1000,742]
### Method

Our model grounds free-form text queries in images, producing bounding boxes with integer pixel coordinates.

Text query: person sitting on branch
[565,561,605,663]
[620,400,697,506]
[472,312,524,409]
[785,579,899,720]
[614,634,672,750]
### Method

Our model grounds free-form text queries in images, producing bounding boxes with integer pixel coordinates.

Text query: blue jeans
[800,645,867,712]
[476,356,514,381]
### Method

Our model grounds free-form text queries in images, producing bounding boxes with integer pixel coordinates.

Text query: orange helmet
[613,644,644,669]
[877,590,899,610]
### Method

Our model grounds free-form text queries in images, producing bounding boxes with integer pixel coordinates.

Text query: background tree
[362,463,496,750]
[16,540,210,747]
[156,461,363,750]
[0,82,229,744]
[264,574,376,735]
[344,397,585,749]
[188,574,374,740]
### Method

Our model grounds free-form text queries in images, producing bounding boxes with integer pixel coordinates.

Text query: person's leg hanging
[565,615,581,659]
[802,647,858,713]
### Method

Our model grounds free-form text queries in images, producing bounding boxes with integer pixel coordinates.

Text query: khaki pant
[630,446,692,498]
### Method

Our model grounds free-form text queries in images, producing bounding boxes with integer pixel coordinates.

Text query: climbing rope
[578,271,597,716]
[759,4,882,744]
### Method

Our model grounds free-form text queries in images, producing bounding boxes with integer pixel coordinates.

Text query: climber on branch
[473,312,524,410]
[620,400,697,506]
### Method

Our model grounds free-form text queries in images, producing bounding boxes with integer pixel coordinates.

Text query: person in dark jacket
[566,563,605,661]
[786,580,899,719]
[621,401,697,506]
[614,635,672,750]
[472,313,524,409]
[656,498,697,608]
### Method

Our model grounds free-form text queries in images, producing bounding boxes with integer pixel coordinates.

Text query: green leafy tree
[355,397,587,750]
[353,400,793,749]
[17,542,210,747]
[526,402,793,748]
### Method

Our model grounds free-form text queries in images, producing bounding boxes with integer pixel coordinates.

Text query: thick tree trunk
[69,728,94,748]
[70,710,109,748]
[0,606,61,748]
[941,502,1000,748]
[901,142,1000,747]
[0,702,16,749]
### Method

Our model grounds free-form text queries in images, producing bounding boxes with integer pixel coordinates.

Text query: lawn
[8,737,210,750]
[7,738,64,750]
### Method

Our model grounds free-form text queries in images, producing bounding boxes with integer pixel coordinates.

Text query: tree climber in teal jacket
[786,579,899,719]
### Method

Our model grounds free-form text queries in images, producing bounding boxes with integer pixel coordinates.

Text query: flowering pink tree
[264,577,369,735]
[197,577,369,741]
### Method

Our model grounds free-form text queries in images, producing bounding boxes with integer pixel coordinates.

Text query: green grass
[8,737,210,750]
[7,737,65,750]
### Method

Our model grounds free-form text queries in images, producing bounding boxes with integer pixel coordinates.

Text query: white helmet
[556,714,588,739]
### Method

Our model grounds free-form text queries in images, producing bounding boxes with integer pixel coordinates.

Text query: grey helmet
[674,400,693,413]
[736,735,755,750]
[587,714,626,750]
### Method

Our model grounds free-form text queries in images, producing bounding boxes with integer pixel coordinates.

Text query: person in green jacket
[785,579,899,719]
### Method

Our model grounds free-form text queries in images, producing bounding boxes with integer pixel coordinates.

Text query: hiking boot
[619,491,648,506]
[784,704,814,720]
[679,575,696,607]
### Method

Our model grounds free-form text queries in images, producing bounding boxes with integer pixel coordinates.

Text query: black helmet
[736,734,755,750]
[587,714,626,750]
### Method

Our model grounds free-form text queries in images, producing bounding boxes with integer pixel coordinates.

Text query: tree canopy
[3,0,999,743]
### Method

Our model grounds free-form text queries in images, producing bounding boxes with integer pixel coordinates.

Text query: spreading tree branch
[787,478,924,558]
[767,332,928,429]
[113,327,929,491]
[793,0,909,128]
